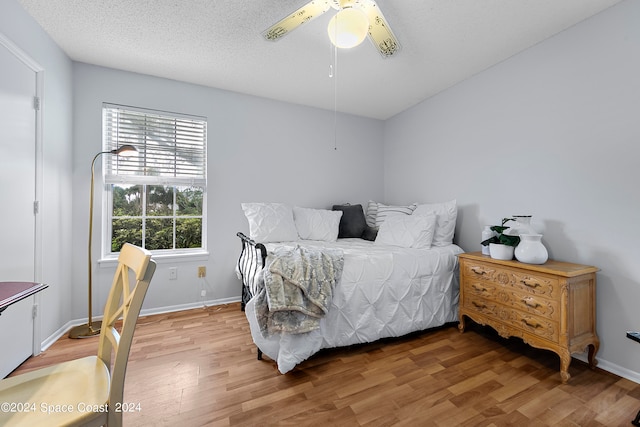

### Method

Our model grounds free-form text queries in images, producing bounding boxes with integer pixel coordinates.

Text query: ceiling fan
[262,0,401,58]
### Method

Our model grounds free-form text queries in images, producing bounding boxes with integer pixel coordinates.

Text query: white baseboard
[574,353,640,384]
[38,296,241,353]
[41,321,75,352]
[138,296,240,317]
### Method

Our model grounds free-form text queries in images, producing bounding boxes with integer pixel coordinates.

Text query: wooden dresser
[458,252,599,383]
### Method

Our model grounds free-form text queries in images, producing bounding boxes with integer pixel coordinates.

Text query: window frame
[100,104,208,259]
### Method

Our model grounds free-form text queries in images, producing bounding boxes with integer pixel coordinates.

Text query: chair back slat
[97,243,155,427]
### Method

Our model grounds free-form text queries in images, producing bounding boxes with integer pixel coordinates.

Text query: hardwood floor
[11,302,640,426]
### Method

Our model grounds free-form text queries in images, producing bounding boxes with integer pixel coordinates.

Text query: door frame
[0,32,45,356]
[0,32,44,283]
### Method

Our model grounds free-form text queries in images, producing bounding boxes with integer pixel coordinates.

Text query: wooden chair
[0,243,156,427]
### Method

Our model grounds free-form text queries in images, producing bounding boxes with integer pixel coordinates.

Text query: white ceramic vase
[515,234,548,264]
[481,225,494,255]
[489,243,514,260]
[505,215,536,236]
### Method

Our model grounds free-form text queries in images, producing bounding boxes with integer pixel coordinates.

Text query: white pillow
[375,214,437,249]
[374,203,418,227]
[413,199,457,246]
[365,200,378,228]
[241,203,299,243]
[293,207,342,242]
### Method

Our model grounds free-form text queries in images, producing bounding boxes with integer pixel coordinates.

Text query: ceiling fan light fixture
[327,7,369,49]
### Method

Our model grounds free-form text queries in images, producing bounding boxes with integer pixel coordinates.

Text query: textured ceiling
[18,0,622,119]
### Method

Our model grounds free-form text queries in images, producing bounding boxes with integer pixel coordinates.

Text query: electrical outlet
[200,289,206,297]
[169,267,178,280]
[198,266,206,278]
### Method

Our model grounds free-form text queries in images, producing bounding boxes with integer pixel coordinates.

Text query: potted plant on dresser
[481,217,520,260]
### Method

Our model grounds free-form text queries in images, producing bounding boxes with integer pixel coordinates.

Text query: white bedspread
[245,238,464,374]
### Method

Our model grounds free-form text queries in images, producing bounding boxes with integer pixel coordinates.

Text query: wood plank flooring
[10,303,640,426]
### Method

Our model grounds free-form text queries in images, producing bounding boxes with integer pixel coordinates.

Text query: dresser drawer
[463,296,559,342]
[462,280,560,321]
[462,262,559,299]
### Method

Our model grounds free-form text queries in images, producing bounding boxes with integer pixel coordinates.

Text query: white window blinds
[103,104,207,186]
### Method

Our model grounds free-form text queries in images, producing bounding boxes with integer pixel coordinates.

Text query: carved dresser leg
[587,342,599,369]
[559,350,572,384]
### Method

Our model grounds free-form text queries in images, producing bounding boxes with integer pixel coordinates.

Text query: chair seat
[0,355,110,426]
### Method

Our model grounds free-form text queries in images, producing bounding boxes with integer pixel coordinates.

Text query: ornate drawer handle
[472,301,487,309]
[520,279,541,289]
[522,319,543,329]
[471,267,487,275]
[472,284,487,292]
[522,298,541,309]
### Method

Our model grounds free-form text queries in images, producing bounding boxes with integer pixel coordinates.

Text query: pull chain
[328,16,340,151]
[329,35,339,151]
[333,44,338,151]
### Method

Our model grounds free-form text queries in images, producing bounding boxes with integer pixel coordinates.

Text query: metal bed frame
[236,232,267,311]
[236,232,268,360]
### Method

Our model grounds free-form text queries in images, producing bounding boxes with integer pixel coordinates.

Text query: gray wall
[0,0,74,343]
[383,0,640,380]
[72,63,385,318]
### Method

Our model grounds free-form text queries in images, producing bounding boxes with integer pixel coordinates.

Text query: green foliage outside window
[111,184,203,252]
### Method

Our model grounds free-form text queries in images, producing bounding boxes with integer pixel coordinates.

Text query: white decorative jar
[515,234,548,264]
[481,225,494,255]
[489,243,514,260]
[505,215,536,236]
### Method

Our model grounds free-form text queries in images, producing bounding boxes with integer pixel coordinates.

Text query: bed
[236,200,463,374]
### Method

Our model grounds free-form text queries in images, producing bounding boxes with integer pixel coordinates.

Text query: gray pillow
[332,204,367,238]
[361,225,378,241]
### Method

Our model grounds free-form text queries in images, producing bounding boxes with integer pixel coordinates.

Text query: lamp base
[68,321,101,339]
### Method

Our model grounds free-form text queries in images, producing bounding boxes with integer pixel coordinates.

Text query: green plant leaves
[499,234,520,246]
[481,217,520,247]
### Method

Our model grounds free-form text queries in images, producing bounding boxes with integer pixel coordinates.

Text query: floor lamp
[69,144,137,339]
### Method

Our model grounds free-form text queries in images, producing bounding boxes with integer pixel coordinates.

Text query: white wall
[73,63,385,317]
[384,0,640,379]
[0,1,74,343]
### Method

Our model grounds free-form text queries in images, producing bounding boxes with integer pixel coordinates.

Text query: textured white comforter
[245,238,464,374]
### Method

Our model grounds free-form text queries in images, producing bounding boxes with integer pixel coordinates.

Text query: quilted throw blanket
[254,245,344,337]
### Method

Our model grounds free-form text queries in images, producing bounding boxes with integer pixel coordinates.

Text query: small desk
[0,282,48,378]
[0,281,48,314]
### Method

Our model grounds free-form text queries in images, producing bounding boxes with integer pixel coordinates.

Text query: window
[103,104,207,255]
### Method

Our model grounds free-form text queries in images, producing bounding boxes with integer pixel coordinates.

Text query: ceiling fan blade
[263,0,332,41]
[359,0,401,58]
